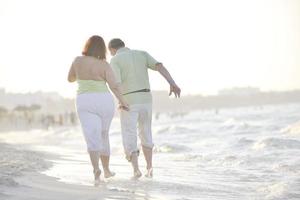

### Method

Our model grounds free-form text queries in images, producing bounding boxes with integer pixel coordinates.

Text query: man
[108,38,181,178]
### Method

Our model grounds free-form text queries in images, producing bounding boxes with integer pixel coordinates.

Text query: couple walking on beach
[68,35,181,185]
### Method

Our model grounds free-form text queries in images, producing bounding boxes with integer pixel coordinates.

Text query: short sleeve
[110,58,122,83]
[145,51,159,70]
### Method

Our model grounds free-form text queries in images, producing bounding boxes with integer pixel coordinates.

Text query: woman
[68,35,128,185]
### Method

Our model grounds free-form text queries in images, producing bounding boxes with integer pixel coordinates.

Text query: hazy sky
[0,0,299,97]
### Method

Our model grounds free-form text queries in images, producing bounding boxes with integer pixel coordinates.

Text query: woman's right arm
[104,64,129,110]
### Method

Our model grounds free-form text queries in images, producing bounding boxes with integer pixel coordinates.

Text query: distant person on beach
[68,35,129,185]
[108,38,181,178]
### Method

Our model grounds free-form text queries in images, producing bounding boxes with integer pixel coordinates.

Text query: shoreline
[0,141,153,200]
[4,171,140,200]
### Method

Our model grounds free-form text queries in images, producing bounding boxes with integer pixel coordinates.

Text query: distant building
[0,88,74,114]
[218,87,261,96]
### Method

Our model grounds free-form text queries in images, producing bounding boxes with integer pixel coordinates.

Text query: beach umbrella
[13,105,29,112]
[29,104,41,111]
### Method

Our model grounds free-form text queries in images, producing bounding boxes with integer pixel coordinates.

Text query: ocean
[0,103,300,200]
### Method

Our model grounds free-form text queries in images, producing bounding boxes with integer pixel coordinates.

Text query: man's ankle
[103,168,110,173]
[133,167,140,172]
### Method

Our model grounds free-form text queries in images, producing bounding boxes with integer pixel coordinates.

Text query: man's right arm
[144,51,181,97]
[156,63,181,98]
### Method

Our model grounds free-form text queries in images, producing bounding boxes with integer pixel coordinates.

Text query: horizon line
[1,87,300,98]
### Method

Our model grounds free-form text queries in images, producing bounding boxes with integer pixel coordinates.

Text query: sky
[0,0,299,97]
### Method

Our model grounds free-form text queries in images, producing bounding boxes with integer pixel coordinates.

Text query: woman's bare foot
[93,169,101,186]
[145,168,153,178]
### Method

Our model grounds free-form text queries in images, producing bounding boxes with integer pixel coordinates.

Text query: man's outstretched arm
[156,63,181,98]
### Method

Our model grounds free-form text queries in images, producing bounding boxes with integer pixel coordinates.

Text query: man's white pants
[120,103,153,161]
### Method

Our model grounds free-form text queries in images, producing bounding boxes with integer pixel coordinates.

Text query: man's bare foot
[145,168,153,178]
[132,170,142,179]
[104,170,116,178]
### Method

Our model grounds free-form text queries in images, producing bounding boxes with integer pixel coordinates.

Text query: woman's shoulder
[100,59,109,65]
[84,56,107,63]
[73,56,109,68]
[72,56,84,64]
[74,55,99,64]
[101,60,111,70]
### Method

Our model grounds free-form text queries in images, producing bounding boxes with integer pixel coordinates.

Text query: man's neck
[116,47,129,54]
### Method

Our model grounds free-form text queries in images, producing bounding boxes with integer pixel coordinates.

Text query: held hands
[119,101,130,111]
[169,83,181,98]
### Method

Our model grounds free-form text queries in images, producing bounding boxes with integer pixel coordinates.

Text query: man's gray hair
[108,38,125,49]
